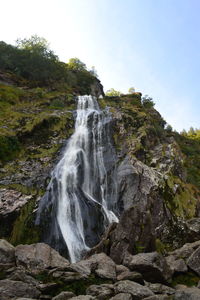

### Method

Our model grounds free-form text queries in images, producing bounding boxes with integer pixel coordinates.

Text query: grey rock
[0,239,15,264]
[114,280,154,299]
[166,256,187,274]
[169,240,200,260]
[86,283,114,299]
[70,296,96,300]
[143,296,170,300]
[8,268,38,286]
[15,243,69,273]
[72,253,116,280]
[174,287,200,299]
[116,264,129,275]
[110,293,132,300]
[123,251,172,283]
[145,282,175,295]
[187,246,200,276]
[117,270,144,284]
[52,291,76,300]
[0,279,40,300]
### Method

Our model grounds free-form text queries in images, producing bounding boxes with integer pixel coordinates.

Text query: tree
[142,95,155,108]
[68,58,86,71]
[128,87,135,94]
[165,124,173,132]
[105,88,121,97]
[16,35,57,60]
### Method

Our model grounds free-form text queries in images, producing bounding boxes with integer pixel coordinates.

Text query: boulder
[70,296,96,300]
[8,268,38,286]
[169,240,200,260]
[0,279,40,300]
[72,253,116,280]
[116,264,129,275]
[110,293,132,300]
[145,282,175,295]
[117,270,144,284]
[0,239,15,265]
[166,256,187,274]
[114,280,154,299]
[123,252,172,283]
[187,246,200,276]
[52,291,76,300]
[174,287,200,299]
[86,283,114,299]
[15,243,69,272]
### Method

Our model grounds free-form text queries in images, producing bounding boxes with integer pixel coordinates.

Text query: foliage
[175,129,200,189]
[142,95,155,108]
[0,136,20,162]
[68,57,86,71]
[105,88,121,96]
[0,38,96,93]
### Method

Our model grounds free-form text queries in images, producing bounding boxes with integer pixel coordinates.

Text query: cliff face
[0,72,200,262]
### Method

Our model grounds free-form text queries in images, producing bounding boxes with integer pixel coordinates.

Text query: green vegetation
[33,271,113,297]
[0,35,97,93]
[174,128,200,189]
[172,272,200,287]
[9,198,41,245]
[105,88,122,96]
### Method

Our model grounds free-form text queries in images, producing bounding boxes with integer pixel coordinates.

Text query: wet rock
[174,287,200,299]
[109,205,156,264]
[15,243,69,273]
[52,291,76,300]
[110,293,132,300]
[114,280,154,299]
[0,279,40,300]
[86,283,114,299]
[117,270,144,284]
[123,252,172,283]
[187,246,200,276]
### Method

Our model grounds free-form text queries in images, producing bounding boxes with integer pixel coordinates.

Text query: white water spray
[43,95,118,262]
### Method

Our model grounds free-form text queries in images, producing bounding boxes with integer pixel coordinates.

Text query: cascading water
[36,95,118,262]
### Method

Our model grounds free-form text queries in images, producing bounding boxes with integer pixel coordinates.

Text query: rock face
[123,252,172,283]
[15,243,69,272]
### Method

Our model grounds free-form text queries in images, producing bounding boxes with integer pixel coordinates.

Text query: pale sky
[1,0,199,131]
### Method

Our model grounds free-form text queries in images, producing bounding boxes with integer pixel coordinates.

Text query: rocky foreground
[1,240,200,299]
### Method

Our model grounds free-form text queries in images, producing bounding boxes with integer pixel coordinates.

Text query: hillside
[0,38,200,299]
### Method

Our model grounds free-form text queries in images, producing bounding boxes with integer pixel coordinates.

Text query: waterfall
[36,95,118,263]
